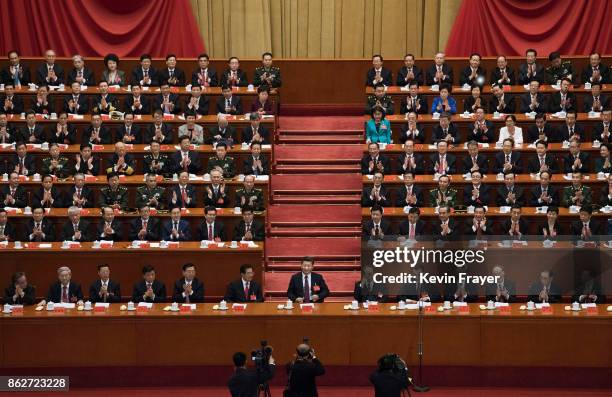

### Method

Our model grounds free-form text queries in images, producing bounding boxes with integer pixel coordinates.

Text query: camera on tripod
[378,353,412,383]
[251,340,273,369]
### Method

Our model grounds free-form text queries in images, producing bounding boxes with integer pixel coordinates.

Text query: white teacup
[443,300,452,309]
[285,299,294,309]
[127,301,135,310]
[84,301,92,310]
[527,301,535,310]
[571,301,580,311]
[351,300,359,310]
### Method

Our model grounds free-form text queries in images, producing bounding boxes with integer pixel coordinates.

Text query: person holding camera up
[369,354,411,397]
[228,350,275,397]
[284,342,325,397]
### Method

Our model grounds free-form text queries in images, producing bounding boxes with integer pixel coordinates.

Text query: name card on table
[300,303,315,312]
[232,303,247,312]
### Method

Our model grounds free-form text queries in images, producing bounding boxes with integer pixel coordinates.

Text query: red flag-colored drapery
[0,0,205,57]
[445,0,612,56]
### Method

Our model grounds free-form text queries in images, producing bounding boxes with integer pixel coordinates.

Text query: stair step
[273,196,360,204]
[275,158,359,165]
[277,135,363,144]
[277,129,362,135]
[269,226,361,237]
[273,164,360,173]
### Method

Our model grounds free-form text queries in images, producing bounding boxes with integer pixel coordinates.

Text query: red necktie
[62,286,68,303]
[303,276,311,303]
[409,223,415,240]
[208,224,213,240]
[244,282,250,301]
[181,188,187,207]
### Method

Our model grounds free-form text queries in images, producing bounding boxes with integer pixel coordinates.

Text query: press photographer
[369,353,411,397]
[284,340,325,397]
[227,341,276,397]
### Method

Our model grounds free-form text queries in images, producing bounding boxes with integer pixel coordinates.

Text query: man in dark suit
[96,206,123,241]
[45,266,84,304]
[132,265,166,303]
[227,351,275,397]
[558,112,586,143]
[548,78,576,113]
[62,82,90,114]
[4,272,36,305]
[431,205,459,241]
[0,112,17,144]
[204,169,231,208]
[115,113,142,143]
[161,207,192,241]
[129,206,160,241]
[485,266,516,303]
[242,114,270,144]
[89,264,121,303]
[583,82,609,113]
[501,206,529,238]
[396,54,423,86]
[490,56,515,86]
[527,113,559,143]
[0,83,24,114]
[1,51,31,86]
[425,53,453,85]
[207,115,237,146]
[157,54,186,86]
[10,142,36,177]
[518,48,545,84]
[493,139,522,174]
[82,114,112,145]
[362,205,392,241]
[91,81,119,115]
[198,206,226,241]
[467,108,495,143]
[428,140,456,174]
[172,137,202,174]
[224,264,264,303]
[581,52,609,84]
[130,54,158,86]
[152,82,182,114]
[496,173,524,207]
[570,206,603,240]
[443,265,479,303]
[464,205,493,238]
[459,53,486,86]
[397,207,426,241]
[0,208,15,241]
[362,172,389,207]
[399,86,428,115]
[184,86,209,116]
[563,140,590,173]
[462,140,489,174]
[33,175,64,209]
[527,270,561,303]
[216,85,243,114]
[60,206,91,242]
[286,344,325,397]
[463,170,491,206]
[18,112,46,144]
[192,53,218,87]
[145,110,173,144]
[233,207,265,242]
[527,140,557,174]
[593,109,611,143]
[287,257,330,303]
[361,142,391,175]
[72,144,100,176]
[395,172,423,207]
[432,113,460,144]
[520,80,546,113]
[123,85,151,115]
[397,140,424,174]
[1,172,26,208]
[366,55,393,87]
[489,84,515,113]
[36,49,64,85]
[530,171,560,207]
[67,173,95,208]
[25,207,56,242]
[221,57,248,87]
[66,55,95,86]
[243,143,270,176]
[168,171,198,209]
[172,263,205,303]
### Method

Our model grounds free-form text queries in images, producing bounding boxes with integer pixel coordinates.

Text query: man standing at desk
[287,257,330,303]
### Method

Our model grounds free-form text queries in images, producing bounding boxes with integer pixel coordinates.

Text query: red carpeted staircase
[265,117,365,300]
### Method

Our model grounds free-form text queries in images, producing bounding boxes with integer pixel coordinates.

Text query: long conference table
[1,303,610,371]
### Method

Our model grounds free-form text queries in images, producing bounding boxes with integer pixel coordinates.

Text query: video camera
[378,353,411,383]
[251,340,273,370]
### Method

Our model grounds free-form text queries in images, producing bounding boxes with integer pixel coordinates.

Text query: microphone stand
[412,282,430,392]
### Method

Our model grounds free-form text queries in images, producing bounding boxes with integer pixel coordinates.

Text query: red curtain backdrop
[0,0,205,57]
[445,0,612,56]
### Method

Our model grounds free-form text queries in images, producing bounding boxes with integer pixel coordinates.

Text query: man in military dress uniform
[41,143,69,178]
[562,172,592,208]
[99,173,129,211]
[136,173,166,210]
[428,174,457,207]
[207,142,236,178]
[365,83,394,115]
[253,52,281,88]
[143,141,169,176]
[545,52,575,84]
[235,175,264,211]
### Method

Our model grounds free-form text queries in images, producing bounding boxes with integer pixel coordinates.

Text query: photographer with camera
[228,343,275,397]
[284,341,325,397]
[369,353,411,397]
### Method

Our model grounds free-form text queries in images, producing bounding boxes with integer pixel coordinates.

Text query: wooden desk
[5,207,264,244]
[1,303,610,368]
[0,143,272,175]
[0,242,263,302]
[0,175,269,209]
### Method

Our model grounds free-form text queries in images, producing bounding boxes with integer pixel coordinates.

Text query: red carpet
[279,116,365,130]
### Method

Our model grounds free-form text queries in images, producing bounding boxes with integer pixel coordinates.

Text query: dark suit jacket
[215,95,243,115]
[362,219,393,240]
[128,217,160,241]
[90,94,119,114]
[171,150,201,174]
[17,125,46,144]
[66,68,95,86]
[394,184,424,207]
[461,154,489,174]
[431,219,459,240]
[161,219,192,241]
[203,185,231,207]
[518,63,545,84]
[0,94,24,114]
[463,184,491,206]
[490,67,516,86]
[489,94,515,113]
[157,68,186,86]
[233,220,265,241]
[167,184,198,208]
[500,218,529,236]
[88,279,121,303]
[228,366,275,397]
[131,67,159,86]
[221,69,248,87]
[60,220,91,242]
[115,124,142,144]
[172,277,205,303]
[25,219,56,242]
[242,125,270,144]
[396,66,423,86]
[493,151,522,173]
[399,123,426,143]
[144,123,173,144]
[443,280,479,303]
[397,220,426,239]
[36,63,64,85]
[397,152,424,174]
[206,125,236,146]
[66,186,95,208]
[459,66,487,86]
[527,282,561,303]
[584,95,609,113]
[463,96,488,113]
[463,219,494,236]
[570,220,603,237]
[123,95,150,114]
[62,94,89,114]
[428,153,456,174]
[0,221,15,241]
[399,96,428,115]
[0,185,27,207]
[46,281,83,303]
[224,279,264,302]
[191,68,218,86]
[198,221,226,241]
[526,124,559,143]
[484,279,516,303]
[95,219,123,241]
[526,154,558,174]
[152,93,182,114]
[563,152,590,173]
[365,67,393,87]
[557,124,586,143]
[286,358,325,397]
[1,64,31,85]
[538,221,562,238]
[287,272,330,302]
[467,120,495,143]
[496,185,525,207]
[132,279,166,303]
[361,185,390,207]
[519,92,546,113]
[48,124,77,144]
[353,280,385,303]
[33,187,64,208]
[548,91,577,113]
[10,154,37,176]
[581,64,609,84]
[4,284,36,305]
[425,64,453,85]
[82,126,112,145]
[243,155,270,176]
[530,185,560,207]
[361,154,391,175]
[432,123,460,144]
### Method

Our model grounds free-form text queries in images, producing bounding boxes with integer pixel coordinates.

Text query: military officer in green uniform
[545,51,575,84]
[365,83,394,115]
[41,143,69,178]
[253,52,281,88]
[99,172,129,211]
[143,140,170,176]
[136,173,167,210]
[207,142,236,178]
[235,174,264,211]
[429,174,457,207]
[562,171,592,207]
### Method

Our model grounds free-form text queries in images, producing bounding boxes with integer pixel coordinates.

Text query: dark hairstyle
[439,83,451,92]
[153,109,164,116]
[107,172,119,179]
[579,205,593,214]
[302,256,314,265]
[15,141,26,148]
[182,263,195,271]
[372,54,383,61]
[7,50,19,57]
[165,54,177,61]
[216,142,228,150]
[408,207,420,215]
[510,204,522,211]
[97,264,110,271]
[233,352,247,367]
[25,109,36,117]
[228,56,239,63]
[184,110,197,119]
[535,139,548,148]
[103,53,119,66]
[241,206,254,214]
[198,53,210,60]
[474,204,486,211]
[373,82,385,90]
[408,79,419,88]
[142,265,155,274]
[262,52,273,58]
[404,53,415,60]
[257,84,270,94]
[535,112,546,120]
[204,206,217,214]
[525,48,537,56]
[11,271,25,284]
[370,105,385,118]
[79,143,93,150]
[221,84,231,91]
[139,54,152,61]
[239,264,253,274]
[548,51,560,61]
[505,114,517,122]
[370,205,384,214]
[547,206,559,214]
[469,52,481,59]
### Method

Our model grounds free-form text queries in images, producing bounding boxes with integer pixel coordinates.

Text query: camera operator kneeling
[228,351,275,397]
[369,354,411,397]
[284,343,325,397]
